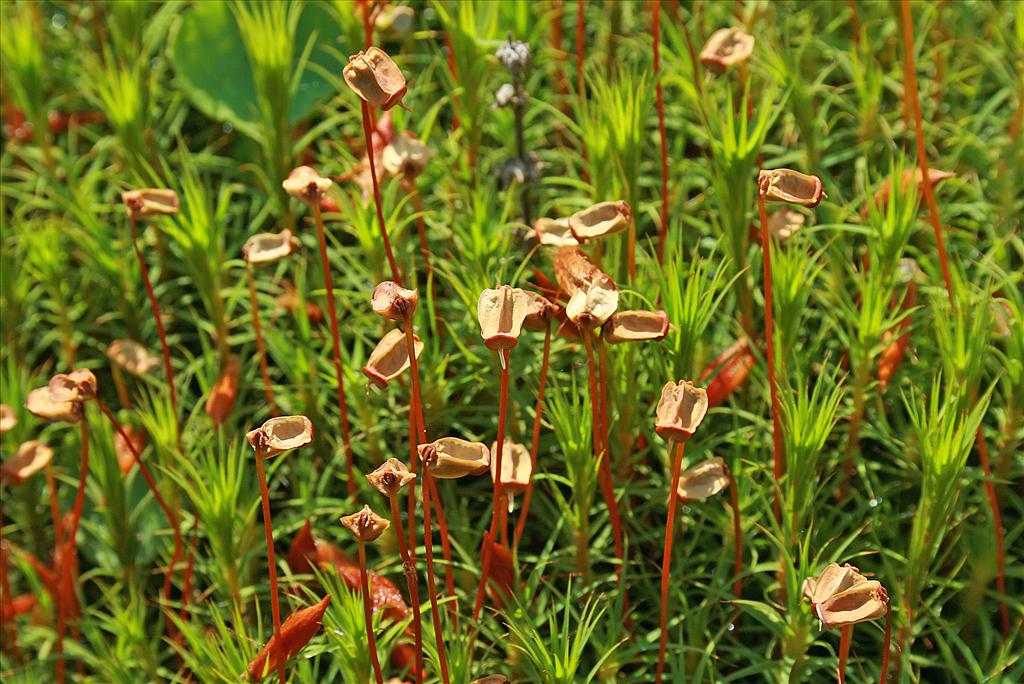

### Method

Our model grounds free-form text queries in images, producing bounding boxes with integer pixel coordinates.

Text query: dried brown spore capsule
[371,281,419,321]
[106,340,161,377]
[243,229,299,265]
[340,505,391,542]
[362,328,423,388]
[552,247,619,328]
[568,200,631,242]
[282,166,333,206]
[246,415,314,457]
[674,457,730,502]
[700,28,755,74]
[602,310,670,344]
[343,46,407,110]
[366,458,416,497]
[2,440,54,485]
[417,437,490,479]
[477,285,531,350]
[758,168,825,208]
[655,380,709,442]
[121,188,180,217]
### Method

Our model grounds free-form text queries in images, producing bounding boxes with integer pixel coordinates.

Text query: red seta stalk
[253,447,285,684]
[388,492,424,684]
[472,349,511,622]
[55,420,89,684]
[514,326,552,550]
[360,100,402,284]
[900,0,1008,637]
[129,213,181,451]
[653,0,670,264]
[97,400,186,632]
[756,189,784,524]
[421,469,451,684]
[879,602,892,684]
[655,439,687,683]
[838,624,853,683]
[312,202,356,497]
[246,264,278,416]
[582,332,625,580]
[357,541,386,684]
[576,0,590,181]
[727,466,743,629]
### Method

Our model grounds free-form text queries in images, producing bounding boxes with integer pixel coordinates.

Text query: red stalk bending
[312,203,356,497]
[421,469,451,684]
[246,264,278,416]
[655,439,687,683]
[254,447,286,684]
[514,326,552,550]
[360,100,402,284]
[472,350,511,622]
[900,0,1008,637]
[129,213,181,450]
[757,190,784,524]
[357,541,385,684]
[653,0,670,264]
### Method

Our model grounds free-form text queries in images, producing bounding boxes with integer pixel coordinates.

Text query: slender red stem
[56,420,89,684]
[388,493,424,684]
[576,0,590,181]
[727,466,743,629]
[129,213,181,450]
[472,349,511,622]
[312,202,356,498]
[421,469,451,684]
[514,326,552,550]
[879,602,892,684]
[655,439,687,683]
[429,477,456,616]
[97,400,185,632]
[246,264,278,416]
[975,426,1009,635]
[357,541,385,684]
[899,0,954,302]
[757,189,784,524]
[360,100,402,284]
[582,332,625,578]
[254,448,285,684]
[360,0,373,48]
[838,624,853,683]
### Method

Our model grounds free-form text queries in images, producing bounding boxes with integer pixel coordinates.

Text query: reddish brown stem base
[358,542,385,684]
[56,421,90,684]
[838,624,852,683]
[360,100,402,284]
[757,191,784,524]
[246,264,278,416]
[254,449,285,684]
[421,470,451,684]
[388,494,424,684]
[655,439,687,683]
[514,326,552,550]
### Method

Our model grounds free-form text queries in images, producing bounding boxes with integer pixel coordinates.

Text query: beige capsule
[655,380,709,442]
[106,339,160,376]
[700,28,755,74]
[477,285,531,351]
[243,229,299,265]
[766,208,806,241]
[816,580,889,629]
[874,168,955,207]
[246,415,314,457]
[382,132,432,179]
[48,369,98,403]
[340,505,391,543]
[568,200,631,242]
[675,457,730,502]
[366,458,416,498]
[362,328,423,389]
[2,440,53,485]
[522,291,555,331]
[25,387,81,424]
[801,562,868,606]
[372,281,419,321]
[121,188,180,217]
[418,437,490,479]
[343,46,407,111]
[553,247,619,329]
[758,168,825,208]
[533,217,579,247]
[603,310,670,344]
[282,166,333,206]
[375,5,415,35]
[490,439,531,512]
[0,404,16,433]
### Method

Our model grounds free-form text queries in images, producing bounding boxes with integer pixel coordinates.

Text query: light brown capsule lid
[25,387,81,424]
[362,328,423,389]
[0,404,17,434]
[366,457,416,497]
[765,208,806,241]
[247,415,314,457]
[568,200,631,242]
[282,166,333,205]
[758,168,825,208]
[655,380,709,441]
[382,132,432,179]
[243,229,298,265]
[489,439,531,492]
[418,437,490,479]
[477,285,531,351]
[816,580,889,629]
[48,369,97,403]
[121,188,180,217]
[533,217,578,247]
[675,457,729,501]
[340,505,391,542]
[343,47,408,111]
[802,562,868,606]
[603,310,670,344]
[2,440,53,485]
[106,340,161,376]
[372,281,419,321]
[565,280,618,328]
[700,28,755,74]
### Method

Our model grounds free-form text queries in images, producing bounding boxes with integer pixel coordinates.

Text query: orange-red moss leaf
[247,595,331,681]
